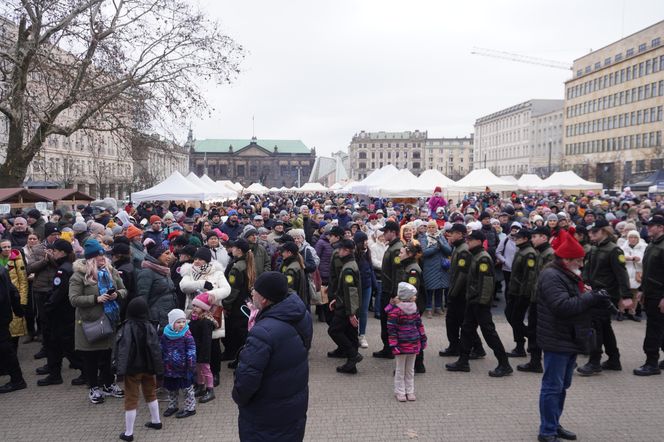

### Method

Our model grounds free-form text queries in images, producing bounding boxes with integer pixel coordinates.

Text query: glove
[204,281,214,290]
[591,290,612,308]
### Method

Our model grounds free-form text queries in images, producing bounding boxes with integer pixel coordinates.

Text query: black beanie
[193,247,212,263]
[147,242,167,259]
[254,271,288,303]
[126,297,149,321]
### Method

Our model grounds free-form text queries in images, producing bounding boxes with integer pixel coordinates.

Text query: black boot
[660,360,664,370]
[372,348,394,359]
[517,360,543,373]
[33,348,47,359]
[445,357,470,372]
[576,361,602,376]
[213,374,220,387]
[633,363,661,376]
[327,348,346,358]
[556,425,577,440]
[438,347,459,357]
[336,362,358,374]
[600,358,622,371]
[194,384,205,397]
[507,344,526,357]
[37,375,63,386]
[489,361,513,377]
[199,388,215,403]
[71,372,87,386]
[35,364,50,375]
[469,348,487,359]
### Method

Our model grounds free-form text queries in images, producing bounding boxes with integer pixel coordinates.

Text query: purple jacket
[314,235,333,283]
[386,302,427,355]
[160,328,196,382]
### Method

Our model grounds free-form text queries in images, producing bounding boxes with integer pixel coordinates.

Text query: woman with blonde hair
[69,239,127,404]
[620,230,646,321]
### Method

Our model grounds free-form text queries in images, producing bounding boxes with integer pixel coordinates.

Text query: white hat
[168,309,186,327]
[397,282,417,301]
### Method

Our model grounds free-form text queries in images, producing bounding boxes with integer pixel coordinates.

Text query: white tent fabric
[375,169,430,198]
[340,181,358,193]
[499,175,519,185]
[449,169,515,193]
[217,180,240,193]
[200,175,237,199]
[418,169,456,191]
[245,183,269,194]
[185,172,229,200]
[329,182,343,190]
[348,165,399,194]
[298,182,328,192]
[131,171,210,202]
[538,171,603,191]
[517,174,545,191]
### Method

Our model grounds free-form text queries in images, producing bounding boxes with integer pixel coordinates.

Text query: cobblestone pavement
[1,305,663,442]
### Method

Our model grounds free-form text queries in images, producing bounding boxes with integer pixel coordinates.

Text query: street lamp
[548,138,553,176]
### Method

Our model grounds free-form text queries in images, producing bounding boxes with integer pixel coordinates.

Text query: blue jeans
[539,351,576,437]
[359,286,372,335]
[425,288,444,310]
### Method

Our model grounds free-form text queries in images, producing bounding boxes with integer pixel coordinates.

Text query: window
[412,152,420,159]
[653,38,662,47]
[358,152,367,159]
[412,162,420,170]
[359,162,366,170]
[594,62,601,70]
[638,43,647,52]
[604,57,611,66]
[636,159,645,171]
[236,165,245,176]
[615,53,623,62]
[626,48,634,57]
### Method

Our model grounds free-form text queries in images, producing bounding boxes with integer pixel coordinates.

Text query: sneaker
[102,383,125,398]
[433,308,443,316]
[406,393,417,401]
[395,393,407,402]
[359,335,368,349]
[71,373,87,386]
[88,387,105,404]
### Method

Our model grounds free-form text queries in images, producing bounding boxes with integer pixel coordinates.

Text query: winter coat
[314,235,333,283]
[220,220,243,240]
[44,259,75,336]
[179,261,231,313]
[130,241,146,270]
[208,246,231,271]
[26,247,58,292]
[189,317,215,364]
[4,249,28,337]
[68,259,127,351]
[368,235,388,271]
[536,261,597,354]
[115,318,164,376]
[420,234,451,290]
[160,329,196,382]
[233,293,312,442]
[356,249,376,291]
[143,229,164,246]
[0,266,21,338]
[31,217,46,240]
[136,255,178,329]
[4,229,29,248]
[496,235,518,272]
[299,242,319,275]
[114,257,136,319]
[621,240,646,289]
[249,242,271,277]
[427,195,447,215]
[386,302,427,354]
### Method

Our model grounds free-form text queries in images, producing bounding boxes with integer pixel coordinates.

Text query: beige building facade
[563,20,664,189]
[348,130,428,180]
[423,136,474,180]
[473,100,564,177]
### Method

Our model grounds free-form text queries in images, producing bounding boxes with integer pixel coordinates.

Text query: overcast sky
[193,0,664,156]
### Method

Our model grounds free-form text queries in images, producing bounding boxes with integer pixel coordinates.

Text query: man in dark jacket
[110,241,136,321]
[536,230,610,442]
[0,265,26,393]
[233,272,313,442]
[220,211,244,241]
[26,209,46,240]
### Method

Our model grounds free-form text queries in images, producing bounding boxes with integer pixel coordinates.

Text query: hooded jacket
[232,293,313,442]
[115,298,164,376]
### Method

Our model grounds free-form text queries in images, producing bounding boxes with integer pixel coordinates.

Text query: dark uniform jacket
[336,255,361,316]
[402,258,426,313]
[532,242,555,303]
[225,257,250,316]
[44,258,75,332]
[281,256,306,303]
[381,238,404,298]
[509,242,538,299]
[640,233,664,302]
[582,237,631,302]
[249,242,271,277]
[466,245,495,306]
[448,239,471,300]
[328,245,343,299]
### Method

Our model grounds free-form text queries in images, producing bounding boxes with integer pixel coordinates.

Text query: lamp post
[548,138,553,176]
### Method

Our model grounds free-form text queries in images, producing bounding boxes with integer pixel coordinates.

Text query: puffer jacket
[233,293,313,442]
[160,328,196,382]
[5,249,28,337]
[536,261,597,354]
[420,234,452,290]
[135,255,178,329]
[68,259,127,351]
[314,235,333,283]
[179,261,231,313]
[115,315,164,376]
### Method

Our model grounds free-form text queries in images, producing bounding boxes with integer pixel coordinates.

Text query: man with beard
[220,210,244,241]
[267,221,286,246]
[143,215,164,245]
[26,209,46,240]
[4,217,30,248]
[243,229,270,277]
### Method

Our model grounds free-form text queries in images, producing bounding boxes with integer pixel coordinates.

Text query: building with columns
[189,135,316,188]
[473,99,564,177]
[423,136,474,180]
[562,20,664,189]
[348,130,428,180]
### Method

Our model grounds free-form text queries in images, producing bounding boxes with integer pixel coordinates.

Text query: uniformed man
[373,221,404,359]
[399,242,427,373]
[280,242,305,303]
[518,226,555,373]
[328,239,362,374]
[633,214,664,376]
[37,239,85,386]
[578,217,631,376]
[325,226,345,326]
[505,229,538,358]
[440,223,485,358]
[446,230,512,377]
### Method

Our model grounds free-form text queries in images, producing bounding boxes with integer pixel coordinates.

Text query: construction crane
[471,47,572,71]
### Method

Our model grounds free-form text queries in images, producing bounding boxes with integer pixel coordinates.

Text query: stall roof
[0,188,44,203]
[29,189,94,201]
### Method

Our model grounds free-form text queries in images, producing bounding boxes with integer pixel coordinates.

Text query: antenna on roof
[252,115,255,138]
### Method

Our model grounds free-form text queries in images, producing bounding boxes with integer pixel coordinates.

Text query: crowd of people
[0,185,663,441]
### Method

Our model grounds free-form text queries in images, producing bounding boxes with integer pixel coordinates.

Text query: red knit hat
[192,292,213,311]
[434,186,442,193]
[126,224,143,240]
[553,230,585,259]
[149,215,162,225]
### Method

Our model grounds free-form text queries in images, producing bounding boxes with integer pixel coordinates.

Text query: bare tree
[0,0,243,187]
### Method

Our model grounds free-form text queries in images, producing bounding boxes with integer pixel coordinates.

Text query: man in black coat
[536,231,611,442]
[0,265,26,394]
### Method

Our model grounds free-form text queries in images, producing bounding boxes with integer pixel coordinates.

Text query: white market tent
[517,174,545,191]
[131,171,210,202]
[347,164,399,194]
[375,169,430,198]
[186,172,229,201]
[418,169,456,191]
[297,182,328,192]
[328,182,344,190]
[538,171,603,191]
[499,175,519,185]
[339,181,358,193]
[217,180,243,193]
[449,169,516,193]
[245,183,270,195]
[200,175,237,199]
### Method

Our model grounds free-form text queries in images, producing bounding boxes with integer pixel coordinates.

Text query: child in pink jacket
[386,282,427,402]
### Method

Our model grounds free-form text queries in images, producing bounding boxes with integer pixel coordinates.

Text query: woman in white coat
[179,247,231,386]
[620,230,646,321]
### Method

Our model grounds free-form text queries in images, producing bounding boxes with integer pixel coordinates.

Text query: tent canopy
[538,171,603,191]
[517,174,545,191]
[376,169,430,198]
[348,164,399,194]
[499,175,519,185]
[417,169,456,191]
[245,183,269,194]
[132,171,210,202]
[298,182,328,192]
[199,174,237,199]
[449,169,515,193]
[29,189,94,202]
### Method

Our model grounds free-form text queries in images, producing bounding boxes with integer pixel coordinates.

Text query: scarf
[97,268,120,324]
[163,323,190,340]
[192,263,211,280]
[141,258,171,276]
[552,260,585,294]
[426,232,439,248]
[190,310,219,328]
